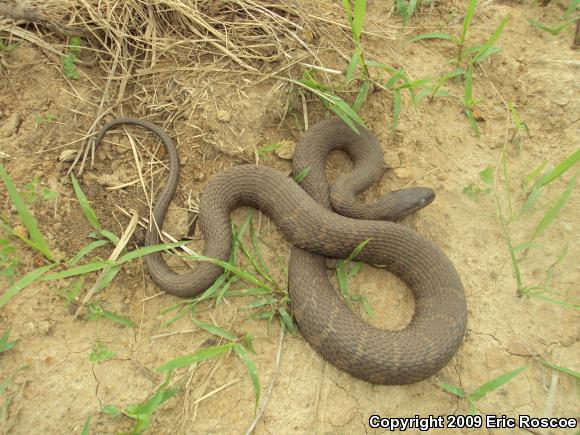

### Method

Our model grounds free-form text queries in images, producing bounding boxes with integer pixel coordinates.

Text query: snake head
[381,187,436,220]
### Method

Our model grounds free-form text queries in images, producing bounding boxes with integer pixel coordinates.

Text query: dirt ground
[1,0,579,434]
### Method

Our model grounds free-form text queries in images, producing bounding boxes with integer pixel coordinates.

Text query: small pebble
[217,110,231,123]
[13,224,28,239]
[394,167,414,178]
[274,140,295,160]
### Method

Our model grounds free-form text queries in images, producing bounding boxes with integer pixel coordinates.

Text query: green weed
[0,164,56,261]
[33,114,57,126]
[0,328,18,354]
[396,0,419,24]
[0,238,19,284]
[463,166,494,198]
[89,341,114,363]
[495,121,579,308]
[61,36,81,79]
[528,16,579,36]
[336,239,374,317]
[442,366,527,414]
[409,0,510,135]
[103,374,181,434]
[0,38,17,52]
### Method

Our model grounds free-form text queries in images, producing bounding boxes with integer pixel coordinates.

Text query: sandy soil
[1,1,578,434]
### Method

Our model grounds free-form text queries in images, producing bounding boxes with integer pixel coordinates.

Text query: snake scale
[92,117,467,384]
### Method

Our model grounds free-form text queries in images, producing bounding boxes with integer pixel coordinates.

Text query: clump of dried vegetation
[0,0,345,166]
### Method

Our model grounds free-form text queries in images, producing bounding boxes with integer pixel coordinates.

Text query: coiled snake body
[93,117,467,384]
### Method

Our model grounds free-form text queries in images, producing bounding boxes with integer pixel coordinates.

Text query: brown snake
[92,117,467,384]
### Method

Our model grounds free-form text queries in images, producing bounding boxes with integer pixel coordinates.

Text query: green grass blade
[336,267,351,302]
[464,66,474,106]
[345,50,361,83]
[0,328,18,353]
[242,297,276,310]
[468,366,527,402]
[43,261,113,281]
[234,344,260,411]
[186,254,273,290]
[223,288,272,297]
[67,240,109,266]
[528,17,580,36]
[118,241,187,263]
[278,306,296,333]
[410,32,456,42]
[519,186,540,216]
[70,173,101,231]
[0,164,54,260]
[535,149,580,189]
[80,415,91,435]
[465,108,480,137]
[392,89,402,131]
[352,80,370,113]
[538,359,580,379]
[0,264,56,309]
[461,0,478,46]
[470,15,510,65]
[99,229,120,244]
[92,265,122,293]
[342,0,353,24]
[193,319,237,341]
[352,0,367,42]
[125,375,180,433]
[257,143,282,155]
[440,383,466,398]
[0,219,52,259]
[156,343,234,372]
[346,238,372,262]
[366,60,399,74]
[531,175,576,241]
[101,307,136,328]
[293,167,310,183]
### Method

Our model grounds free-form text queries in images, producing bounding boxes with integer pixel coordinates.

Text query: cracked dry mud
[1,1,579,434]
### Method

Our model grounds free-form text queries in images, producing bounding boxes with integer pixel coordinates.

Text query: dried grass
[0,0,334,170]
